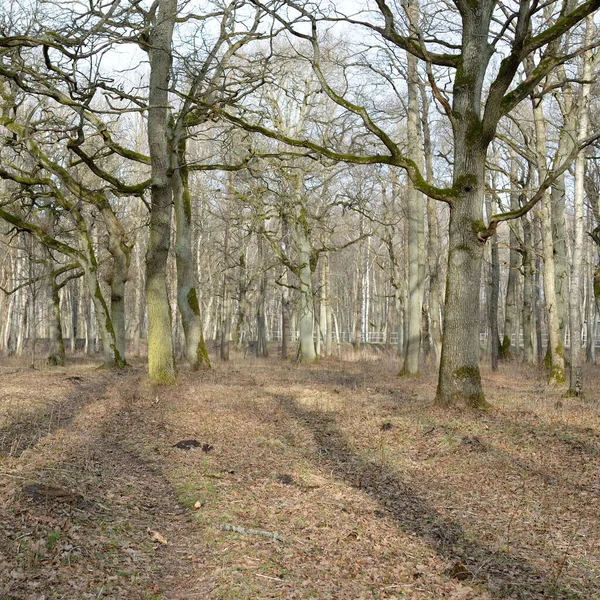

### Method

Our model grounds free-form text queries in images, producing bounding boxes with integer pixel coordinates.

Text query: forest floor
[0,352,599,600]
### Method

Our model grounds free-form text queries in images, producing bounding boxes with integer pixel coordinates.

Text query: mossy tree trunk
[44,253,67,367]
[145,0,177,384]
[532,95,566,384]
[172,137,210,370]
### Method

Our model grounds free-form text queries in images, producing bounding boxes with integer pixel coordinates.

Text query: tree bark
[521,212,536,364]
[400,25,425,376]
[568,16,593,395]
[280,214,291,359]
[256,230,268,357]
[145,0,177,383]
[503,156,521,358]
[532,97,566,384]
[173,137,210,369]
[486,193,500,371]
[296,211,316,362]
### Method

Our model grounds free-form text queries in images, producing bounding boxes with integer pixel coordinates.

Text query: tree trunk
[173,138,210,369]
[296,216,316,362]
[436,156,487,407]
[256,231,268,357]
[145,0,177,384]
[279,210,292,359]
[102,207,130,364]
[400,35,425,376]
[47,273,65,366]
[353,226,364,352]
[532,98,566,384]
[568,17,592,395]
[521,213,536,364]
[220,182,232,361]
[503,157,521,358]
[486,193,500,371]
[322,251,333,357]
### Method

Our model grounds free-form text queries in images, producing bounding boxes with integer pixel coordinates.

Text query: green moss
[187,288,201,317]
[500,335,512,359]
[548,365,566,384]
[453,173,478,194]
[196,332,211,370]
[398,367,420,378]
[471,219,487,234]
[453,365,480,380]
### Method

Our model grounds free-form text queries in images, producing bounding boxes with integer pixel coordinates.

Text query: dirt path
[2,358,600,599]
[0,364,207,599]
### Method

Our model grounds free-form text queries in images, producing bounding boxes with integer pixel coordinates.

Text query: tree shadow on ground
[0,371,118,457]
[273,392,581,600]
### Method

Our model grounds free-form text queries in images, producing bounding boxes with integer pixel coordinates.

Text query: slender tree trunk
[586,256,596,364]
[280,215,291,359]
[70,278,78,354]
[256,230,268,357]
[353,227,364,352]
[426,205,442,367]
[322,251,333,357]
[568,17,592,395]
[521,213,536,364]
[401,31,425,376]
[486,193,500,371]
[173,138,210,369]
[296,216,316,362]
[220,182,232,361]
[532,98,566,384]
[503,156,521,358]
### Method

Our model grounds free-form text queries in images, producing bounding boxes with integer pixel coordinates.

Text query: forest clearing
[1,353,599,599]
[4,0,600,598]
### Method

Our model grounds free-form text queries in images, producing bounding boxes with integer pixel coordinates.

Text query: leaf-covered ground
[1,354,599,599]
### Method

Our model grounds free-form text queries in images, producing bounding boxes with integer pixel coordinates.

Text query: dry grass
[0,354,599,599]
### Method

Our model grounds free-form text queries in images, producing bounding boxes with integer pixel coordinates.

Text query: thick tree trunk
[47,274,65,366]
[102,207,130,363]
[83,264,122,367]
[436,161,487,407]
[145,0,177,384]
